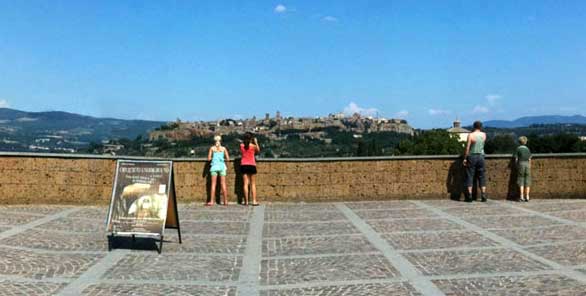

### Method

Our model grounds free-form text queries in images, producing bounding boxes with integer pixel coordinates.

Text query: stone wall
[0,153,584,204]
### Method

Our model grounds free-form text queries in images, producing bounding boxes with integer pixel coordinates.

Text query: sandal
[251,203,260,206]
[205,202,214,206]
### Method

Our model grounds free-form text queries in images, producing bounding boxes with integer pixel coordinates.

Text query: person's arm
[463,133,472,165]
[207,147,213,161]
[224,147,230,162]
[254,138,260,153]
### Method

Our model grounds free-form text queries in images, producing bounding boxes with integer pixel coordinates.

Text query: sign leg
[158,236,164,254]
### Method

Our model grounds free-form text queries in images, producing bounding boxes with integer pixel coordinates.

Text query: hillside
[0,108,164,152]
[484,115,586,128]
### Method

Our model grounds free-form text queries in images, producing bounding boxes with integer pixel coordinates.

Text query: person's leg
[209,175,217,205]
[477,156,487,201]
[517,165,525,201]
[242,174,250,205]
[465,157,474,201]
[250,174,258,205]
[525,165,531,201]
[220,175,228,205]
[519,186,525,201]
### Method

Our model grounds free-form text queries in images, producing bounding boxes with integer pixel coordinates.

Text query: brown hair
[243,132,253,150]
[473,121,483,130]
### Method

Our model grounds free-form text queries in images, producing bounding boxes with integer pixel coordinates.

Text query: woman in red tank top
[240,132,260,206]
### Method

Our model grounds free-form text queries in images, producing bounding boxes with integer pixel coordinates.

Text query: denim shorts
[466,154,486,187]
[210,169,227,177]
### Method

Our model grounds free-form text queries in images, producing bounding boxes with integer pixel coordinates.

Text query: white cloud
[322,16,338,22]
[485,94,501,106]
[0,100,9,108]
[395,110,409,118]
[428,109,451,116]
[274,4,287,14]
[472,105,490,114]
[343,102,379,117]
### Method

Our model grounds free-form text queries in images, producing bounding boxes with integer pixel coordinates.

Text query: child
[207,135,230,206]
[515,136,532,202]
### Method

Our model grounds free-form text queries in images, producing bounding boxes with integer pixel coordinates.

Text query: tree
[395,129,463,155]
[485,134,517,154]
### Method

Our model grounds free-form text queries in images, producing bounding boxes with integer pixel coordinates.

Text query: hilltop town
[148,111,415,143]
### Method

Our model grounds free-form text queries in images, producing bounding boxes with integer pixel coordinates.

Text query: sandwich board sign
[106,160,182,253]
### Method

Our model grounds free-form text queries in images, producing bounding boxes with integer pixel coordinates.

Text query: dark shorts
[466,154,486,187]
[240,165,257,175]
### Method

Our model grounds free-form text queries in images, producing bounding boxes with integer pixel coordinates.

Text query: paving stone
[265,204,339,212]
[354,208,438,220]
[0,280,66,296]
[179,221,249,236]
[442,205,521,217]
[518,201,586,213]
[345,201,419,210]
[178,210,251,222]
[367,218,465,233]
[260,255,399,285]
[265,210,347,222]
[0,212,44,226]
[433,274,586,296]
[547,210,586,223]
[493,225,586,246]
[81,283,237,296]
[462,214,562,230]
[260,282,422,296]
[103,254,242,281]
[36,217,107,233]
[526,242,586,266]
[263,235,377,257]
[0,229,107,251]
[1,201,586,295]
[383,231,499,251]
[263,222,359,238]
[68,208,109,220]
[0,205,68,215]
[404,249,550,276]
[0,246,102,279]
[417,200,488,208]
[183,204,251,212]
[156,234,247,254]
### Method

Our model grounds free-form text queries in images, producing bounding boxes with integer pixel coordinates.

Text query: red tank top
[240,143,256,166]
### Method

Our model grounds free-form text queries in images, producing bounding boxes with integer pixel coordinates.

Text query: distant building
[447,119,470,142]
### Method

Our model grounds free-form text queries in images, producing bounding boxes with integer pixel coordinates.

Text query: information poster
[106,160,173,236]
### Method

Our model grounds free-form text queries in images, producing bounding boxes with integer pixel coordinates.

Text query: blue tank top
[210,150,226,171]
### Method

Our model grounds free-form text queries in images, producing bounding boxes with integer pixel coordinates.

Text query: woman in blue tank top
[207,135,230,206]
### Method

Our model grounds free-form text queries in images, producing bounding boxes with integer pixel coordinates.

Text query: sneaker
[464,191,473,202]
[481,193,488,202]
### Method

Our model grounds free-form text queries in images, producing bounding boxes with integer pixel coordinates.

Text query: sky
[0,1,585,128]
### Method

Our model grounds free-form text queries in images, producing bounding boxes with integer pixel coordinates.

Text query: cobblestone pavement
[1,200,586,295]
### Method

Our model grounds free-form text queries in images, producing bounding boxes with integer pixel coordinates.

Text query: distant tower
[265,113,270,121]
[453,119,461,128]
[276,111,281,120]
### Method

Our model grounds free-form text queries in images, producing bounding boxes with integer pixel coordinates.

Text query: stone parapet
[0,152,584,204]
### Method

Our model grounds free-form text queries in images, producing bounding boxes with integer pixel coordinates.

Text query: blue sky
[0,1,585,128]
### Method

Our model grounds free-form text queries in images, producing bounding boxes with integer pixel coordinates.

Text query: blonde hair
[214,135,222,147]
[518,136,528,145]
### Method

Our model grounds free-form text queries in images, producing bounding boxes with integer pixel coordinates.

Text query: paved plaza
[1,199,586,295]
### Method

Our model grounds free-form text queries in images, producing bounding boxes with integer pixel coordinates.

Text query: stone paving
[0,200,586,295]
